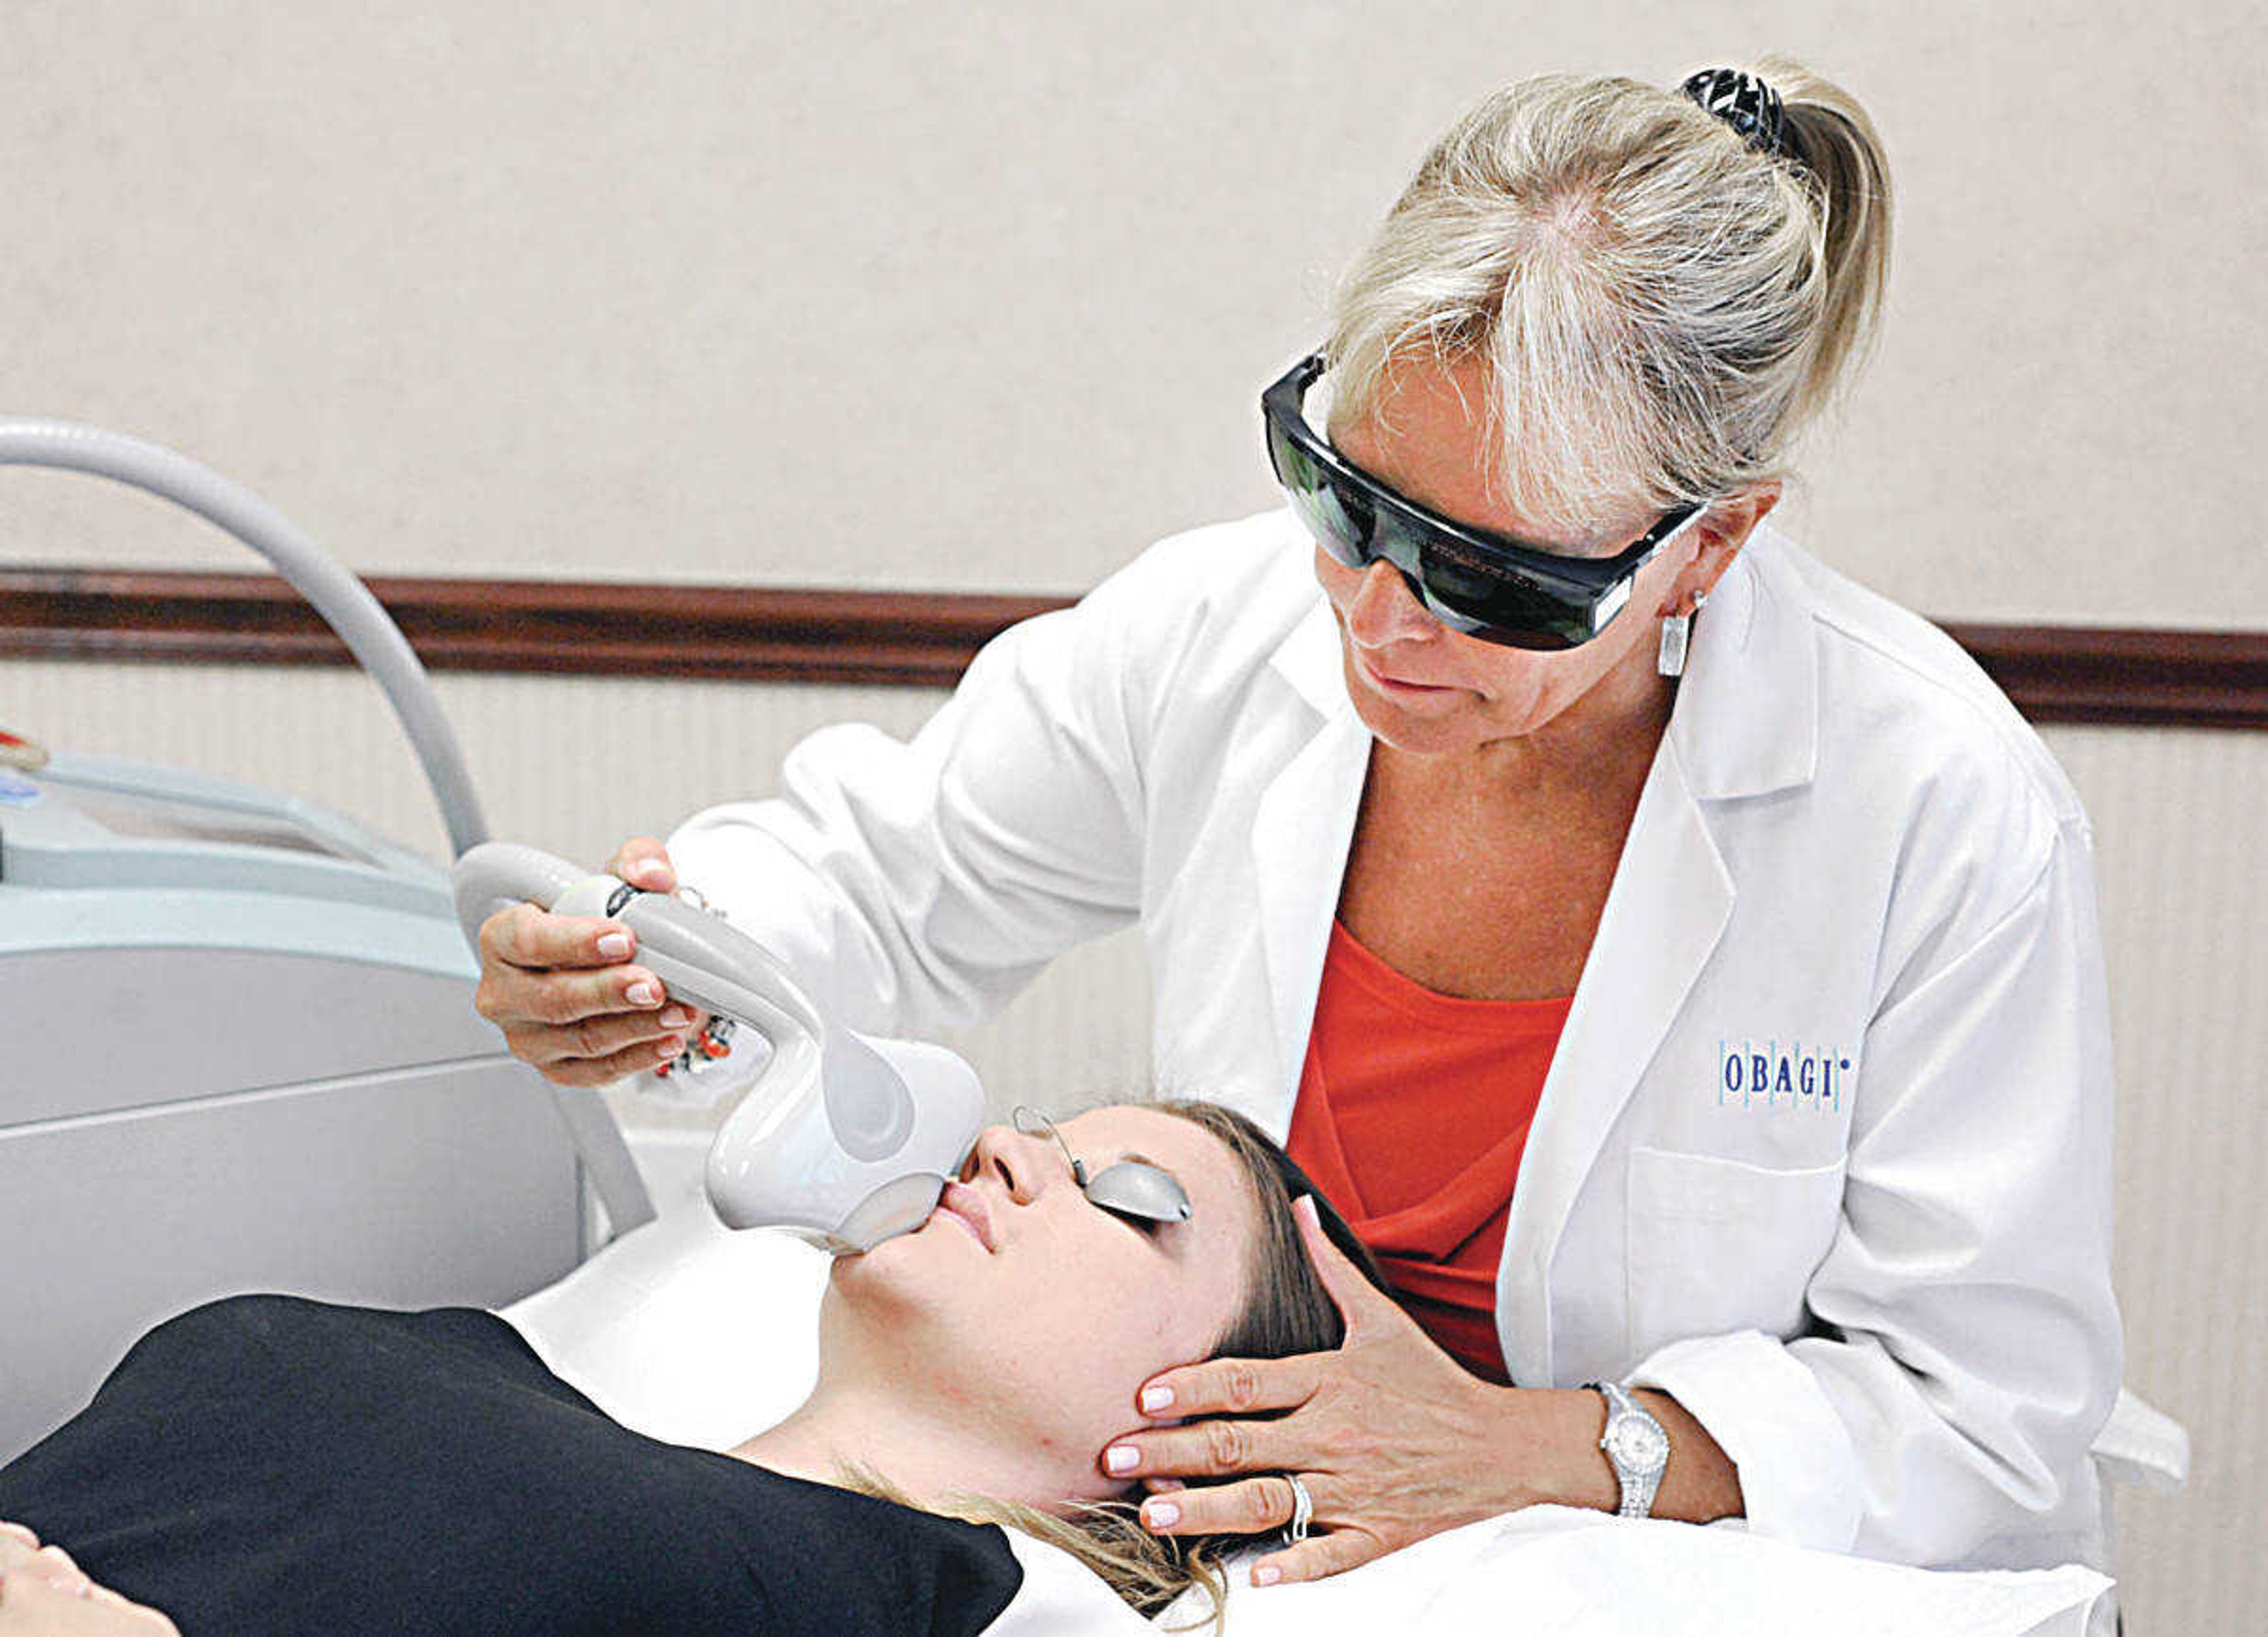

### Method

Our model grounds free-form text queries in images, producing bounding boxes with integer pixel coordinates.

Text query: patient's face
[828,1105,1257,1488]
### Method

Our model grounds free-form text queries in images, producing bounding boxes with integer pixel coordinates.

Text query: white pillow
[501,1147,829,1451]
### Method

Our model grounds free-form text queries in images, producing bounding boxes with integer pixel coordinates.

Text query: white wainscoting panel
[2040,724,2265,1637]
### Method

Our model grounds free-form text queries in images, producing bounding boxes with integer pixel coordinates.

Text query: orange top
[1286,919,1572,1384]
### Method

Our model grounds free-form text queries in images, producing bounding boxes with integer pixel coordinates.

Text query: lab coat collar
[1267,572,1352,717]
[1670,524,1818,802]
[1495,740,1734,1384]
[1254,595,1370,1116]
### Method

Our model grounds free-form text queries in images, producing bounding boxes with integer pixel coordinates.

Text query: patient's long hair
[859,1098,1387,1629]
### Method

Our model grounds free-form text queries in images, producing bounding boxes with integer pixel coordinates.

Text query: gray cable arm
[0,419,488,858]
[1,419,657,1241]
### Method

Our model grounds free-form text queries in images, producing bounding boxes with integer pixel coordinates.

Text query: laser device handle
[453,841,884,1154]
[451,842,982,1249]
[452,841,820,1044]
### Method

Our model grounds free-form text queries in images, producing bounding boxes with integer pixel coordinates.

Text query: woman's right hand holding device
[473,836,702,1086]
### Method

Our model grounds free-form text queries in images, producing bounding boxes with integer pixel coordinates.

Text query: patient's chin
[826,1217,967,1314]
[812,1250,948,1374]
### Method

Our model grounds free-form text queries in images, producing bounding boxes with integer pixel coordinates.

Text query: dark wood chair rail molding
[0,568,1065,690]
[3,566,2264,730]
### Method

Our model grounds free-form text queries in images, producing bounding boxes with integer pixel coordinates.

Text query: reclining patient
[0,1101,1381,1636]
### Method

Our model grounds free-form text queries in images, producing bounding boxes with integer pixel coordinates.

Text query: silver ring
[1282,1472,1314,1544]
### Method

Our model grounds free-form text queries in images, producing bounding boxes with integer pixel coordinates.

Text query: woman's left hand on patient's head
[1095,1197,1567,1587]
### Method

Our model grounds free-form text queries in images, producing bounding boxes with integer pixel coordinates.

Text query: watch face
[1607,1417,1670,1473]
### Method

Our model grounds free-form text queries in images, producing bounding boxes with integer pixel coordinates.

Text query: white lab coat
[664,507,2122,1589]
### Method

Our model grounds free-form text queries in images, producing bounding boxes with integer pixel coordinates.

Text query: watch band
[1589,1380,1670,1519]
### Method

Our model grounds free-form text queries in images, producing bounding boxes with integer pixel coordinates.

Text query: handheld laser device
[452,843,983,1252]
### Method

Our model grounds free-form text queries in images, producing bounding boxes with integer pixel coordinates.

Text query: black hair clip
[1680,67,1790,160]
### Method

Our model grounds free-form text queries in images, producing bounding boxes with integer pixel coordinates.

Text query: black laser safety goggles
[1262,353,1707,651]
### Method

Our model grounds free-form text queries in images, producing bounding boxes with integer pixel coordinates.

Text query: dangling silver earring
[1656,589,1708,678]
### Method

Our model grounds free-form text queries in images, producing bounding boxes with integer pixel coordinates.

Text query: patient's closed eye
[1084,1159,1191,1236]
[1110,1206,1169,1238]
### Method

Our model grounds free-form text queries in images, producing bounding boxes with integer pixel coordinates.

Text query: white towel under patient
[1138,1507,2109,1637]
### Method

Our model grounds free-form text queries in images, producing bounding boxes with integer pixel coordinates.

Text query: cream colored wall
[4,5,2257,1633]
[3,2,2261,623]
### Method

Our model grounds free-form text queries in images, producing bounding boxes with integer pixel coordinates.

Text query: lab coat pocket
[1624,1145,1848,1362]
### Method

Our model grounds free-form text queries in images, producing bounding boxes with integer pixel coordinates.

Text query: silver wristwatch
[1589,1380,1670,1518]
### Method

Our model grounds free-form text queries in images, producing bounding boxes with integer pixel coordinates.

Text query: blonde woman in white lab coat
[476,56,2123,1626]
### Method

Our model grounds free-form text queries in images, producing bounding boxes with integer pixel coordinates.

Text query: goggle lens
[1268,420,1366,571]
[1269,415,1586,650]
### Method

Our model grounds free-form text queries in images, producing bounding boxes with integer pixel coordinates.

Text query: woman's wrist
[1469,1385,1619,1517]
[1519,1387,1625,1513]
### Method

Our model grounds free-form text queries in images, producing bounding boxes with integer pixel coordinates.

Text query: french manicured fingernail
[655,1037,683,1062]
[1104,1445,1139,1475]
[660,1006,692,1029]
[1294,1194,1320,1226]
[635,860,670,884]
[597,931,632,959]
[1142,1499,1179,1529]
[626,981,659,1006]
[1253,1565,1282,1587]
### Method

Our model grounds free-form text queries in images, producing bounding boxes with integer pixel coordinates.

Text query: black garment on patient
[0,1296,1023,1636]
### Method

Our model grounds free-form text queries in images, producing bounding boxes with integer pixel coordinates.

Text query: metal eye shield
[1012,1106,1193,1227]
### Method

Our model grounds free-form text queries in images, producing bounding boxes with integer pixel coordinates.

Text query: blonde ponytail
[1326,56,1897,542]
[1753,53,1896,432]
